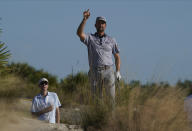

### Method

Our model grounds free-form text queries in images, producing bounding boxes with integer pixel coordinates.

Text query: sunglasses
[40,81,48,86]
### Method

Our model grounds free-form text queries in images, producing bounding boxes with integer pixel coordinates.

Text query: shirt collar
[94,32,107,38]
[37,91,50,98]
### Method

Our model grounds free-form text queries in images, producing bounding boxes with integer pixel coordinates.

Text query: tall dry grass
[79,86,191,131]
[0,74,39,99]
[0,74,192,131]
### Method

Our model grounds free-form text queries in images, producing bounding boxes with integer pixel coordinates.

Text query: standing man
[76,9,121,103]
[31,78,61,124]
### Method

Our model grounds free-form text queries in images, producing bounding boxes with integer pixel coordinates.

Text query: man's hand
[77,9,90,41]
[116,71,121,81]
[83,9,90,20]
[32,105,54,117]
[45,105,54,112]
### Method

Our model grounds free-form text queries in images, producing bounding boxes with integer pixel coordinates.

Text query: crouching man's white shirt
[31,92,61,123]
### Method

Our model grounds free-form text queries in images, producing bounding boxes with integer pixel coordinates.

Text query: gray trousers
[88,66,115,102]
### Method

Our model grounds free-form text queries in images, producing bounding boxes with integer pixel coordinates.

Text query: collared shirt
[184,95,192,121]
[81,33,120,68]
[31,92,61,123]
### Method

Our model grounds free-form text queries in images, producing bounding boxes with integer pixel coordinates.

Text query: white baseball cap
[39,78,48,85]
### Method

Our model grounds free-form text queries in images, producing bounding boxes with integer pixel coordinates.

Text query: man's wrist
[83,18,87,21]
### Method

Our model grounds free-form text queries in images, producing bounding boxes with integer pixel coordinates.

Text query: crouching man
[31,78,61,124]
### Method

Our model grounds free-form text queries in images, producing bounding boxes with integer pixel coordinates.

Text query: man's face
[95,20,106,33]
[39,81,48,91]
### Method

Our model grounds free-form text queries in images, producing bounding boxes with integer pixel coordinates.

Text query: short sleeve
[54,93,61,108]
[31,98,37,112]
[112,38,120,55]
[81,34,90,46]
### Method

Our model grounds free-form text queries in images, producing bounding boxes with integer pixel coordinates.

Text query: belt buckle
[103,65,109,70]
[104,65,107,70]
[96,66,104,70]
[96,65,110,70]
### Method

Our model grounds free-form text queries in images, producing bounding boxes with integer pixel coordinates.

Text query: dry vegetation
[0,72,192,131]
[104,87,191,131]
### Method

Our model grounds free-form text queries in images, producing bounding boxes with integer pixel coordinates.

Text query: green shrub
[81,101,110,130]
[60,72,88,93]
[8,62,58,88]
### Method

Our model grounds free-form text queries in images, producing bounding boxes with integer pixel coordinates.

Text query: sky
[0,0,192,84]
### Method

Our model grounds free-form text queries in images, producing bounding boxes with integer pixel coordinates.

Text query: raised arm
[76,9,90,41]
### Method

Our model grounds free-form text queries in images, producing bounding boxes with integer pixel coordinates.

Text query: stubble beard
[97,28,105,34]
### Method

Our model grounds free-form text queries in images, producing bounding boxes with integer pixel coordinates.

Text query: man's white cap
[39,78,48,85]
[96,16,107,23]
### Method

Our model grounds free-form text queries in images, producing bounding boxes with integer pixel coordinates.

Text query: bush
[60,72,88,93]
[0,75,38,99]
[81,101,110,130]
[7,62,58,88]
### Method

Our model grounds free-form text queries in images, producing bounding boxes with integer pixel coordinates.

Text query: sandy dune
[0,99,83,131]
